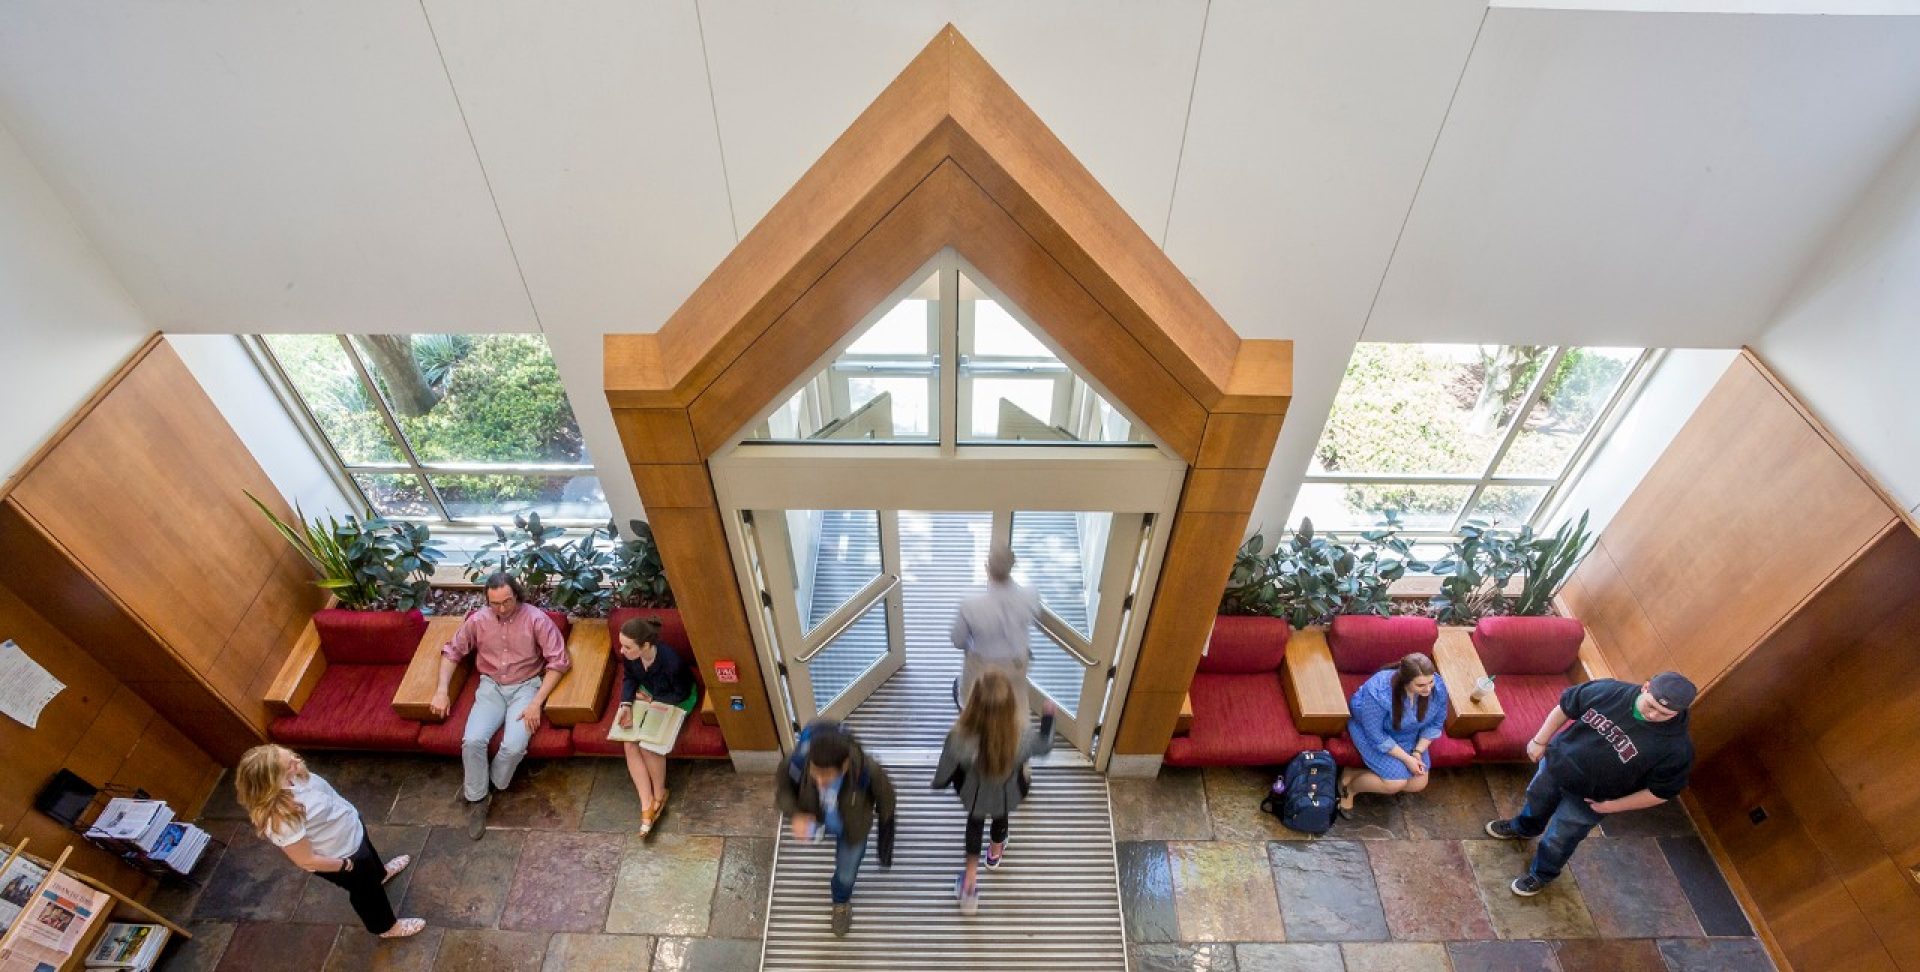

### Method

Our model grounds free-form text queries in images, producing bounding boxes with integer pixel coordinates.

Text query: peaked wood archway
[606,27,1290,765]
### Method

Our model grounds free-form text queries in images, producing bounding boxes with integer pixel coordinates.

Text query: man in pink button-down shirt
[432,572,570,839]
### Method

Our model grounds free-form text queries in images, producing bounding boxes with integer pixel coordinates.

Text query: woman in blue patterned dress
[1336,653,1448,815]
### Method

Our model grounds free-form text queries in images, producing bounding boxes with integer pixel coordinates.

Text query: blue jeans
[1506,761,1604,883]
[831,838,868,904]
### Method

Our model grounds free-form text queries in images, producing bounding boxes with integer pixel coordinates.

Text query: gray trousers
[462,674,540,802]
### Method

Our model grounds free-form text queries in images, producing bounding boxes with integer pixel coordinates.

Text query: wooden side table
[1281,628,1350,736]
[1433,627,1504,736]
[392,617,466,720]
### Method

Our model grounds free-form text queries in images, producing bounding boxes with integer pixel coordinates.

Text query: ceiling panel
[423,0,737,336]
[698,0,1208,241]
[1367,7,1920,347]
[0,0,530,333]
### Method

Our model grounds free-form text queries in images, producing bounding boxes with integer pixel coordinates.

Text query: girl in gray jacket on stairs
[931,669,1055,914]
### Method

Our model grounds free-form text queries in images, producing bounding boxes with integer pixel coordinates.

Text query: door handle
[795,573,900,662]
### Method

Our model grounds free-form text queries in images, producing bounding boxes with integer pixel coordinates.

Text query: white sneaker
[955,873,979,915]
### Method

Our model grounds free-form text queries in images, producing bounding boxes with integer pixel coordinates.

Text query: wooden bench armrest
[1434,627,1504,736]
[1175,693,1194,735]
[1568,632,1614,684]
[1282,628,1349,736]
[394,617,467,721]
[264,618,325,717]
[547,620,612,726]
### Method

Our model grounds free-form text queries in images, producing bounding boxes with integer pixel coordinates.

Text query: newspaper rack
[0,839,190,971]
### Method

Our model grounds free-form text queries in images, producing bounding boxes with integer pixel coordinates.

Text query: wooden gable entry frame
[606,26,1290,763]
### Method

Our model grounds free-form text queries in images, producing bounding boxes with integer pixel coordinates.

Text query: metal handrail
[1036,605,1099,668]
[795,573,900,663]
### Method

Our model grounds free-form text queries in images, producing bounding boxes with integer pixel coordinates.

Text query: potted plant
[1220,518,1412,629]
[1428,512,1592,625]
[605,519,678,649]
[248,491,442,656]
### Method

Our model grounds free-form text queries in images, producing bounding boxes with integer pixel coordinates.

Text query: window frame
[1294,343,1658,538]
[244,333,609,530]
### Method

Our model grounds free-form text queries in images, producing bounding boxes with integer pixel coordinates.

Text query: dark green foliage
[463,511,572,601]
[248,491,442,611]
[1429,512,1593,623]
[607,519,675,609]
[1219,518,1413,628]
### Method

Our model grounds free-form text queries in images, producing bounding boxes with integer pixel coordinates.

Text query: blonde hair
[957,670,1025,780]
[235,744,305,839]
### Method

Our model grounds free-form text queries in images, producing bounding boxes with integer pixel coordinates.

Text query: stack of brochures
[84,799,174,856]
[83,922,168,970]
[143,823,208,875]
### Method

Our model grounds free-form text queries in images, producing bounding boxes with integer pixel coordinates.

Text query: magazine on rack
[86,800,174,855]
[0,870,108,971]
[84,922,166,969]
[0,856,48,932]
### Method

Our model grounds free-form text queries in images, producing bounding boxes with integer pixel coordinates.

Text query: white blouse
[266,772,364,859]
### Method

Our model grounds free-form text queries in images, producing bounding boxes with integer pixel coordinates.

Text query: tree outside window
[257,333,609,527]
[1291,343,1647,536]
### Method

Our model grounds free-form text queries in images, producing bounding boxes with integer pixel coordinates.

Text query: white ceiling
[2,0,1918,531]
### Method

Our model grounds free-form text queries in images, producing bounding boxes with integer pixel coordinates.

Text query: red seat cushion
[1473,673,1573,761]
[539,609,572,642]
[1328,731,1477,770]
[313,609,428,665]
[1164,672,1322,767]
[414,674,574,758]
[1471,617,1584,676]
[1328,615,1437,673]
[1201,616,1291,674]
[607,608,699,691]
[270,664,421,751]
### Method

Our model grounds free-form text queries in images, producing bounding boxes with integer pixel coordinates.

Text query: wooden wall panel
[0,582,219,899]
[644,503,779,752]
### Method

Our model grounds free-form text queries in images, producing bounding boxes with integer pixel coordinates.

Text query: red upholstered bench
[1165,616,1322,767]
[573,608,728,760]
[414,609,576,759]
[271,609,431,751]
[1324,615,1477,769]
[1468,616,1586,761]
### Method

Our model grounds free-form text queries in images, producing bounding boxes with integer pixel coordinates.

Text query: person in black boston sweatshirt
[1485,671,1697,896]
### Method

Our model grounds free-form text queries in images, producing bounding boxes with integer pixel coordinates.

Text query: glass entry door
[747,508,907,722]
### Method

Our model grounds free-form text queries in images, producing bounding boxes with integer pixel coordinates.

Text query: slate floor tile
[304,754,419,823]
[1202,768,1298,842]
[652,762,779,837]
[649,937,762,971]
[578,758,667,834]
[605,834,724,936]
[1447,938,1563,972]
[1233,942,1341,971]
[498,831,623,932]
[540,932,654,972]
[431,928,550,972]
[323,924,445,972]
[488,759,596,831]
[1567,837,1702,938]
[1552,938,1668,972]
[1340,942,1451,972]
[386,761,473,828]
[1400,766,1501,840]
[1365,839,1497,941]
[1459,837,1597,940]
[708,837,774,934]
[1598,797,1695,838]
[1167,841,1285,942]
[1110,766,1212,840]
[151,820,240,923]
[1118,840,1179,943]
[1129,942,1238,972]
[157,919,234,972]
[293,824,430,926]
[213,921,339,972]
[197,771,247,821]
[400,826,527,927]
[1265,840,1388,942]
[1657,937,1776,971]
[1481,763,1538,821]
[1658,834,1753,936]
[192,828,310,922]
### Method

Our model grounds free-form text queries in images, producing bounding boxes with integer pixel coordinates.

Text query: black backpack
[1260,749,1337,834]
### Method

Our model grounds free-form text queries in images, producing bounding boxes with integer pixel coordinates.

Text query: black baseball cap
[1648,672,1697,712]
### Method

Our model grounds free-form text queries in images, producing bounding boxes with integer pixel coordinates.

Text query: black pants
[310,829,395,934]
[964,815,1009,857]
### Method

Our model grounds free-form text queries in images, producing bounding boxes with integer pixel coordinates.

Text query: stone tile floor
[154,754,1773,971]
[1112,763,1774,972]
[154,753,775,971]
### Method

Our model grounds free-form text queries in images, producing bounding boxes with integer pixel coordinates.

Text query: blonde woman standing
[233,745,425,939]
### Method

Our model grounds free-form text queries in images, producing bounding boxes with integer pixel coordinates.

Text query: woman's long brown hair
[235,744,305,839]
[1390,652,1437,731]
[957,670,1024,780]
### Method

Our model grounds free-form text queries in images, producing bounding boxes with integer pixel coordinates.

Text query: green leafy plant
[1429,512,1593,623]
[463,511,573,601]
[544,528,613,616]
[248,492,442,611]
[1219,518,1413,628]
[607,520,675,609]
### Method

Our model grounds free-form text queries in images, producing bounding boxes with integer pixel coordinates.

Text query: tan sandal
[380,918,426,939]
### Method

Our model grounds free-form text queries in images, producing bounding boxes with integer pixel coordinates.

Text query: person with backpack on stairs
[931,669,1056,915]
[775,721,898,937]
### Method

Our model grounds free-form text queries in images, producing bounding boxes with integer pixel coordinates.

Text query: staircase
[759,754,1126,971]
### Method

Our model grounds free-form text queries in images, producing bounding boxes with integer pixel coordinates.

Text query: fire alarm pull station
[714,660,739,683]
